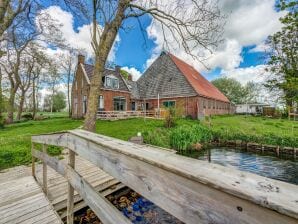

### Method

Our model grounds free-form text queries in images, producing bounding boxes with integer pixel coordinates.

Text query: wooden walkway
[0,152,123,223]
[34,153,124,217]
[0,176,62,224]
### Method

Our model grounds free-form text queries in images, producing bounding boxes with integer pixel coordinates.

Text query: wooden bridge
[0,129,298,224]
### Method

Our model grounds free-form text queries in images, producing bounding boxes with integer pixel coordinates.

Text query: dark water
[197,147,298,185]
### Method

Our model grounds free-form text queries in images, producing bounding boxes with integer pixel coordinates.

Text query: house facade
[72,52,232,119]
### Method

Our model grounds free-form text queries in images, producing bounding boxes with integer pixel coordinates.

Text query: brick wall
[140,96,232,119]
[72,64,131,118]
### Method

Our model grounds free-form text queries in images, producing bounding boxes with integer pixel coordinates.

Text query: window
[98,95,104,110]
[104,75,119,89]
[83,95,87,114]
[113,96,126,111]
[131,102,137,111]
[163,101,175,108]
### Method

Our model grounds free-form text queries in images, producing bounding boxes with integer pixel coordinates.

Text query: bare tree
[0,27,32,123]
[45,63,62,113]
[59,49,78,117]
[64,0,224,131]
[0,0,30,40]
[0,2,64,123]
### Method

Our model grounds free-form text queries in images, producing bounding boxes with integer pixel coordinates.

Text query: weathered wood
[0,176,62,224]
[67,149,75,224]
[32,130,298,224]
[43,144,48,195]
[31,143,36,179]
[32,149,130,224]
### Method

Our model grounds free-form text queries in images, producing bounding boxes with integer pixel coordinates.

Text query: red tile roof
[169,53,230,102]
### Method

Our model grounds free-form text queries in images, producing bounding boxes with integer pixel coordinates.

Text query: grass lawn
[0,114,297,170]
[207,115,298,137]
[0,117,82,170]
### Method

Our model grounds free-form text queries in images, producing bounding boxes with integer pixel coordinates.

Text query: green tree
[120,69,129,80]
[212,77,248,104]
[265,0,298,107]
[52,92,66,112]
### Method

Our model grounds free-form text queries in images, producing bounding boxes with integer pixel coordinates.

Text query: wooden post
[42,144,48,195]
[67,149,75,224]
[31,142,36,179]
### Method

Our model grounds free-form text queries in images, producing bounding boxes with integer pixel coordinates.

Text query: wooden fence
[96,110,158,120]
[31,129,298,224]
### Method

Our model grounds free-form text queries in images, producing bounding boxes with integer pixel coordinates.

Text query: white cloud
[145,0,285,74]
[249,42,271,53]
[38,6,120,61]
[121,66,142,81]
[220,64,269,85]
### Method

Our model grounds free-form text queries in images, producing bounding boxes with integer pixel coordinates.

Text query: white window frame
[105,75,119,89]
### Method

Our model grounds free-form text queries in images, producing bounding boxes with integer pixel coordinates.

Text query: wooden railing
[96,110,157,120]
[31,129,298,224]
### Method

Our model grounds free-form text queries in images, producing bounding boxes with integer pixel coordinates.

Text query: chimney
[115,65,121,74]
[78,54,85,64]
[128,74,132,81]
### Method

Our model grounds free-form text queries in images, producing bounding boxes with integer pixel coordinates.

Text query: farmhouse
[72,52,232,119]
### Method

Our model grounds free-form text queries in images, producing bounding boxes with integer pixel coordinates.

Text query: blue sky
[42,0,285,83]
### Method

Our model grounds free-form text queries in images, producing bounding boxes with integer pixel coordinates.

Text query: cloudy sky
[41,0,285,83]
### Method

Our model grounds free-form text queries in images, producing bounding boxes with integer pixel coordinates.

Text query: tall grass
[169,125,213,154]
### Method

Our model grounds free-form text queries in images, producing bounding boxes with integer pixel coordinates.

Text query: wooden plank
[32,143,36,179]
[32,130,298,224]
[70,130,298,223]
[67,149,75,224]
[43,144,48,195]
[0,176,62,224]
[59,183,125,219]
[32,150,130,224]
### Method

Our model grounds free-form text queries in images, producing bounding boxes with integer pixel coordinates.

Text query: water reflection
[197,148,298,185]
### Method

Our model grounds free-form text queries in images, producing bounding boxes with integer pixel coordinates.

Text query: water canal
[197,147,298,185]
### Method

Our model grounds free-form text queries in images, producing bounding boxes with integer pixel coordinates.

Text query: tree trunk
[32,78,36,119]
[67,71,71,117]
[6,86,17,124]
[0,72,3,117]
[83,0,129,132]
[16,89,25,120]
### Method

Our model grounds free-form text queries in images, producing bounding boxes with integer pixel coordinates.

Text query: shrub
[164,107,176,128]
[21,113,33,120]
[143,128,170,148]
[0,115,4,129]
[169,124,213,153]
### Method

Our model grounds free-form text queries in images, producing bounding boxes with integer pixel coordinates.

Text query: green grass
[1,114,297,170]
[0,117,82,170]
[205,115,298,147]
[207,115,297,136]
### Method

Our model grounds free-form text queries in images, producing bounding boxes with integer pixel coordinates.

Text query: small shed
[235,103,270,115]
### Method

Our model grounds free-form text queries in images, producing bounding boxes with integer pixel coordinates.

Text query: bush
[169,124,213,153]
[143,128,170,148]
[164,107,176,128]
[0,115,4,129]
[21,113,33,120]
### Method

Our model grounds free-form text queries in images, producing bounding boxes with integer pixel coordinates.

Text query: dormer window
[103,75,119,89]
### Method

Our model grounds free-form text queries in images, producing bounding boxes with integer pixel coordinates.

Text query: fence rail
[96,110,159,120]
[32,129,298,224]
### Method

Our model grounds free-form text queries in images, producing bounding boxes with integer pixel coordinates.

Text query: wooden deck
[34,152,124,216]
[0,176,62,224]
[0,152,124,223]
